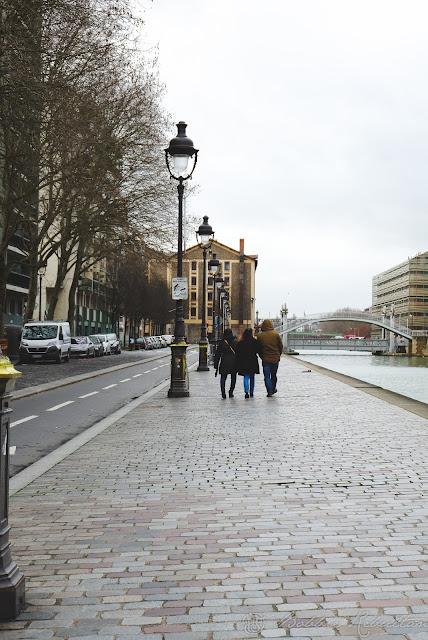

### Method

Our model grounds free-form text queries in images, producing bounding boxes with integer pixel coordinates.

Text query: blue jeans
[243,374,255,394]
[263,362,278,394]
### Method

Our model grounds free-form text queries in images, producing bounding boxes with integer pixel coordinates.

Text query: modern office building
[372,251,428,332]
[178,239,258,343]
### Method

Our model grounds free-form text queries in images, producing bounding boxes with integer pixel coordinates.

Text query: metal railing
[275,310,426,339]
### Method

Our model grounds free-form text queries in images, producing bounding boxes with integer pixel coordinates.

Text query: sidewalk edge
[285,354,428,420]
[14,346,197,400]
[10,362,198,496]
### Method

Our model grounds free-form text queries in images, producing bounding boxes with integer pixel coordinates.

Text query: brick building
[179,239,258,342]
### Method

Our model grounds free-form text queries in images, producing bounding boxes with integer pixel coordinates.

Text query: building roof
[184,239,258,263]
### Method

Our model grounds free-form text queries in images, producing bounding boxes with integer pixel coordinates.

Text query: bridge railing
[274,311,424,338]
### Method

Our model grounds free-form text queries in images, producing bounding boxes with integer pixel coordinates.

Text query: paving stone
[7,360,428,639]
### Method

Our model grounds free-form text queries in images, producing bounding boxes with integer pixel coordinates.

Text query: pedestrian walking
[256,319,283,397]
[214,328,238,399]
[236,328,261,398]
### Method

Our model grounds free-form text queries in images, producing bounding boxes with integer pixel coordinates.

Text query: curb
[14,346,197,400]
[285,354,428,420]
[10,360,199,495]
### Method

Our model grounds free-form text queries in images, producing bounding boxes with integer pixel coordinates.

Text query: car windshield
[71,337,86,344]
[23,325,57,340]
[107,334,116,340]
[89,337,98,344]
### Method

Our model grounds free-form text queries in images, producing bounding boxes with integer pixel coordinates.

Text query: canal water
[294,351,428,404]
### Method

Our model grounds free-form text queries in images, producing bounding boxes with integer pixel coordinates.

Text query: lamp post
[165,121,198,397]
[207,253,220,362]
[218,284,227,340]
[196,216,214,371]
[214,273,224,343]
[38,264,46,321]
[0,357,24,619]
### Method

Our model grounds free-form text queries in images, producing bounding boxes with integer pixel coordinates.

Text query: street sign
[172,277,188,300]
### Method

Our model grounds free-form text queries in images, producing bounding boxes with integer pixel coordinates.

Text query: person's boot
[245,392,249,399]
[229,389,234,398]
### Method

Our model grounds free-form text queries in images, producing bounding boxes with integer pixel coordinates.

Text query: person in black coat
[236,328,260,398]
[214,328,238,398]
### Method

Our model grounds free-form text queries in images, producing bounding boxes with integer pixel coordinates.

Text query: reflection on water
[294,351,428,404]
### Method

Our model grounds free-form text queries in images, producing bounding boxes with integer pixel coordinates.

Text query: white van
[19,321,71,364]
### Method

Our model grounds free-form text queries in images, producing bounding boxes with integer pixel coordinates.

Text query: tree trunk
[0,259,7,337]
[25,264,38,323]
[67,242,84,331]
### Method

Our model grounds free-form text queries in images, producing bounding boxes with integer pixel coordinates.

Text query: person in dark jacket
[214,328,238,398]
[236,328,260,398]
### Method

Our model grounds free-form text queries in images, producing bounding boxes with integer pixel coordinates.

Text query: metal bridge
[275,309,427,353]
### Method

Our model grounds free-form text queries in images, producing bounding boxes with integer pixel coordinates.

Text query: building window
[224,277,230,286]
[224,261,230,271]
[191,261,197,271]
[207,307,213,316]
[208,292,213,301]
[191,292,197,301]
[191,307,196,318]
[191,276,197,286]
[208,277,213,286]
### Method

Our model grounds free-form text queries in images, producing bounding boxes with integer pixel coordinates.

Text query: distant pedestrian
[236,328,261,398]
[256,319,283,397]
[214,328,238,399]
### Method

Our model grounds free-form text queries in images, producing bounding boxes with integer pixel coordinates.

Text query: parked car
[19,321,71,364]
[70,336,95,358]
[152,336,162,349]
[90,334,111,355]
[159,336,168,348]
[144,337,155,350]
[106,333,121,354]
[136,337,147,349]
[161,334,173,345]
[89,335,104,356]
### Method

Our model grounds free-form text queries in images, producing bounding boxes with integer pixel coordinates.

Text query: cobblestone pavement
[3,357,428,639]
[13,349,169,392]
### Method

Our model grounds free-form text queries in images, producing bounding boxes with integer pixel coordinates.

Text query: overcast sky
[136,0,428,319]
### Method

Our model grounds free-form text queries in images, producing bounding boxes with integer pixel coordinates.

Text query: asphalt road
[10,347,199,477]
[13,347,169,391]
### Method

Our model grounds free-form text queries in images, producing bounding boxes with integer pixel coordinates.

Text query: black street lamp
[218,284,227,340]
[0,358,25,619]
[196,216,214,371]
[207,253,220,362]
[165,121,198,397]
[213,271,224,343]
[38,263,46,322]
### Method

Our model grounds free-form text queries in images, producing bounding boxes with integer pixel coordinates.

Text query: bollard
[0,356,25,620]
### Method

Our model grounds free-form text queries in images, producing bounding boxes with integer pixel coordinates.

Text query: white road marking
[152,367,159,370]
[79,391,99,398]
[46,401,74,412]
[120,378,131,383]
[10,415,38,428]
[103,384,118,390]
[133,373,143,378]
